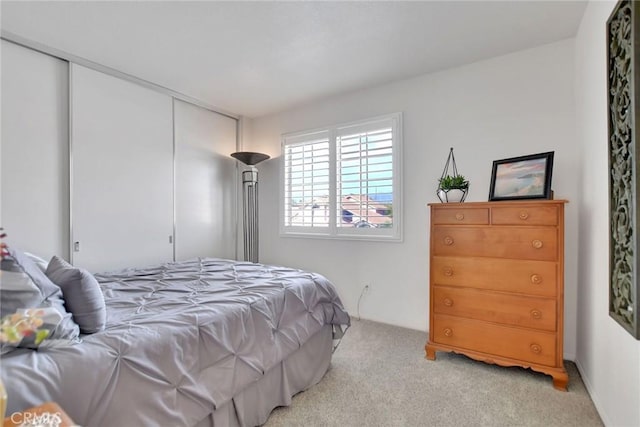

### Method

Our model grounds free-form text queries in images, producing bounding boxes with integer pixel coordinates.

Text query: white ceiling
[1,1,587,118]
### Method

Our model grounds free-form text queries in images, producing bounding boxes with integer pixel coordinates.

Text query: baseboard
[575,358,611,426]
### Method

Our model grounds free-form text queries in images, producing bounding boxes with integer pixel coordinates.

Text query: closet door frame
[0,40,70,260]
[1,32,240,269]
[173,98,238,262]
[70,64,176,272]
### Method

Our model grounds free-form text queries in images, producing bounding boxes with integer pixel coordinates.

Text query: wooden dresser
[425,200,568,390]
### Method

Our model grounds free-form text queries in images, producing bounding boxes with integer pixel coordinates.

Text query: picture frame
[488,151,554,201]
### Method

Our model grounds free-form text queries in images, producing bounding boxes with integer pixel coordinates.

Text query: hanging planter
[437,147,469,203]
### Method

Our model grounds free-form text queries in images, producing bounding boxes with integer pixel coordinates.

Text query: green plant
[439,174,469,190]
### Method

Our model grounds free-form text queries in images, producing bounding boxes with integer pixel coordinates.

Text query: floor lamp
[231,151,270,263]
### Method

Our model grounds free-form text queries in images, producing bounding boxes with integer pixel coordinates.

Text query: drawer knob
[443,298,453,307]
[519,211,530,220]
[443,328,453,337]
[443,236,454,246]
[532,239,543,249]
[530,343,542,354]
[455,213,465,221]
[530,309,542,319]
[530,274,543,284]
[443,267,454,276]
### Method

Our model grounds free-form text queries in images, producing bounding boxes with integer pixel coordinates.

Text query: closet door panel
[1,40,70,260]
[71,64,173,272]
[174,99,237,261]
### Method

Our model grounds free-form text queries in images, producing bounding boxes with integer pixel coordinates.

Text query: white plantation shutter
[281,113,402,241]
[283,131,331,228]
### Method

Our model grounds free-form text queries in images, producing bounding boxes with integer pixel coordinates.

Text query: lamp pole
[231,152,270,263]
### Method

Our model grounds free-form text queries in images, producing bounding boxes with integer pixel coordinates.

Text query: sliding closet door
[174,99,237,261]
[70,64,173,273]
[1,40,69,260]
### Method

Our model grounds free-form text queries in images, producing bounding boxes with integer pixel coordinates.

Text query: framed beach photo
[488,151,554,201]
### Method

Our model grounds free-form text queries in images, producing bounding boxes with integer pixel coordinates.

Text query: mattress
[1,258,350,426]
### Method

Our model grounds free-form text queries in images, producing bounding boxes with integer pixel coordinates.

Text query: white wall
[247,39,579,359]
[575,2,640,426]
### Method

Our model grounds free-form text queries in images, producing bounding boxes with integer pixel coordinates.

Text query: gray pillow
[1,247,80,351]
[45,256,106,334]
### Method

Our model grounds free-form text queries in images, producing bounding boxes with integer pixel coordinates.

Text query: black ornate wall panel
[608,0,640,339]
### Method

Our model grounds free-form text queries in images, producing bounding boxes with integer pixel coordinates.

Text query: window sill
[279,231,403,243]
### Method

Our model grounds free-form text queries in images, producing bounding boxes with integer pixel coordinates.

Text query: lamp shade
[231,151,270,166]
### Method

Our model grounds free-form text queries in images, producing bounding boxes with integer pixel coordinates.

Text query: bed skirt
[196,324,333,427]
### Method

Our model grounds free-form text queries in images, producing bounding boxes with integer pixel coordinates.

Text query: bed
[1,256,350,426]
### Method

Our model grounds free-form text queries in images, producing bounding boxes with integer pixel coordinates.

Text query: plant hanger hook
[440,147,460,180]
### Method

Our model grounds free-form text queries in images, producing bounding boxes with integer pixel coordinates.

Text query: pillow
[45,256,106,334]
[0,247,80,352]
[24,252,49,273]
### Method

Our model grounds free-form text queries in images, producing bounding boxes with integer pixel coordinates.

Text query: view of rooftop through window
[337,127,393,228]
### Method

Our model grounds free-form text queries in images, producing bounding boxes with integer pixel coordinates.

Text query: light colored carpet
[265,319,603,427]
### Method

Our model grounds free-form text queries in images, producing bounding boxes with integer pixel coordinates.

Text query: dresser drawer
[432,226,558,261]
[432,207,489,225]
[433,286,556,331]
[431,256,557,297]
[432,314,557,366]
[492,205,558,226]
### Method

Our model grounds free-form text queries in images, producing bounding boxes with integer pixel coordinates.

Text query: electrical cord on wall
[356,284,369,320]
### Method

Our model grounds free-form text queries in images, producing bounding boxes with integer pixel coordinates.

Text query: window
[281,113,402,241]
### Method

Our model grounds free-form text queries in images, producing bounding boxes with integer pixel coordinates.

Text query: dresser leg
[552,372,569,391]
[425,344,436,360]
